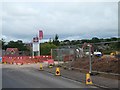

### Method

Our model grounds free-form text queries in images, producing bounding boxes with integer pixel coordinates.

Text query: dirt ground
[71,55,119,74]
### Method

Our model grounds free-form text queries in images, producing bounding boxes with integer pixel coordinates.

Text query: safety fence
[2,55,52,65]
[51,48,75,62]
[51,42,119,74]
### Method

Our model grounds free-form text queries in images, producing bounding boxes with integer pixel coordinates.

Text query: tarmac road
[2,64,97,88]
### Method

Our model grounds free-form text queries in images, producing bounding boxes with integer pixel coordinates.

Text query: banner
[39,30,43,40]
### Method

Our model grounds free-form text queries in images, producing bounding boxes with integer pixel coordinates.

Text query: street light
[87,44,92,74]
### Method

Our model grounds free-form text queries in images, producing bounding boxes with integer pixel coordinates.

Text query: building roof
[6,48,18,52]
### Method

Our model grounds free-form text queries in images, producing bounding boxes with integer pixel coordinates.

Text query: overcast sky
[1,0,119,43]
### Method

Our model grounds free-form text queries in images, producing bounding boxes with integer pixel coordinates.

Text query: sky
[0,0,119,43]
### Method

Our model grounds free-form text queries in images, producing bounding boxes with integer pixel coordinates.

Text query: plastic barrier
[48,59,54,65]
[2,55,53,65]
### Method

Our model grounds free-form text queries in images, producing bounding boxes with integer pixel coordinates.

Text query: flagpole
[39,40,41,56]
[38,44,40,56]
[38,32,40,56]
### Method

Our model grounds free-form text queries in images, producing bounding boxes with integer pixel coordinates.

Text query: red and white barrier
[2,55,53,65]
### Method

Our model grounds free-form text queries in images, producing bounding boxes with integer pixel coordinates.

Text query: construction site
[0,1,119,89]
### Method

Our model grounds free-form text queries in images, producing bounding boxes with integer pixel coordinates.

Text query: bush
[41,43,57,55]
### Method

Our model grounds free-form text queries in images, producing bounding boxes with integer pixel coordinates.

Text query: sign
[33,43,39,52]
[33,37,39,43]
[39,30,43,40]
[11,49,15,54]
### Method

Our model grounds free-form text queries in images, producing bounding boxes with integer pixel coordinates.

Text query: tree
[55,34,59,40]
[41,43,57,55]
[99,38,105,42]
[91,37,100,43]
[1,38,7,50]
[71,40,77,45]
[49,38,52,44]
[53,34,60,46]
[105,38,111,42]
[110,37,117,41]
[63,40,70,45]
[6,40,28,51]
[81,39,90,43]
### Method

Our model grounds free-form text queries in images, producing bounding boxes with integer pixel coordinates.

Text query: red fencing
[2,55,52,65]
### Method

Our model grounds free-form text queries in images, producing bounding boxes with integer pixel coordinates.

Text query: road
[2,64,97,88]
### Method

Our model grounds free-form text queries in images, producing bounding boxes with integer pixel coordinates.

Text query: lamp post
[87,44,92,74]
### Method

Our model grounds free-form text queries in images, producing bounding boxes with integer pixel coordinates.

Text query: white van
[94,52,102,57]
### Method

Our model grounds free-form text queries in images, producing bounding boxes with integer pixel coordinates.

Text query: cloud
[2,0,119,3]
[2,2,118,42]
[0,3,2,39]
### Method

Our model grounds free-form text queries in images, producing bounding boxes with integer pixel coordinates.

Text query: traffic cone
[39,63,43,70]
[4,62,6,64]
[10,62,13,64]
[86,73,93,85]
[55,67,60,76]
[49,64,53,68]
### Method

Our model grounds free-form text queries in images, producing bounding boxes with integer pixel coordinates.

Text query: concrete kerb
[43,65,118,90]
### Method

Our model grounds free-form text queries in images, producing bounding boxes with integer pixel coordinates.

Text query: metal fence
[51,48,75,61]
[51,44,94,62]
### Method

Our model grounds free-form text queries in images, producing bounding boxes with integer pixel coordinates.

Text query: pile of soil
[71,56,119,74]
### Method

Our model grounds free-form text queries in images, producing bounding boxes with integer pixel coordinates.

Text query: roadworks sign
[55,67,60,76]
[39,63,43,70]
[86,73,93,85]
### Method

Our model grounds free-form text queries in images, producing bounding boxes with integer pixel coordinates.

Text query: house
[5,48,19,56]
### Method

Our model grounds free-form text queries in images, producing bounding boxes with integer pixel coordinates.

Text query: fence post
[57,49,59,66]
[51,49,52,58]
